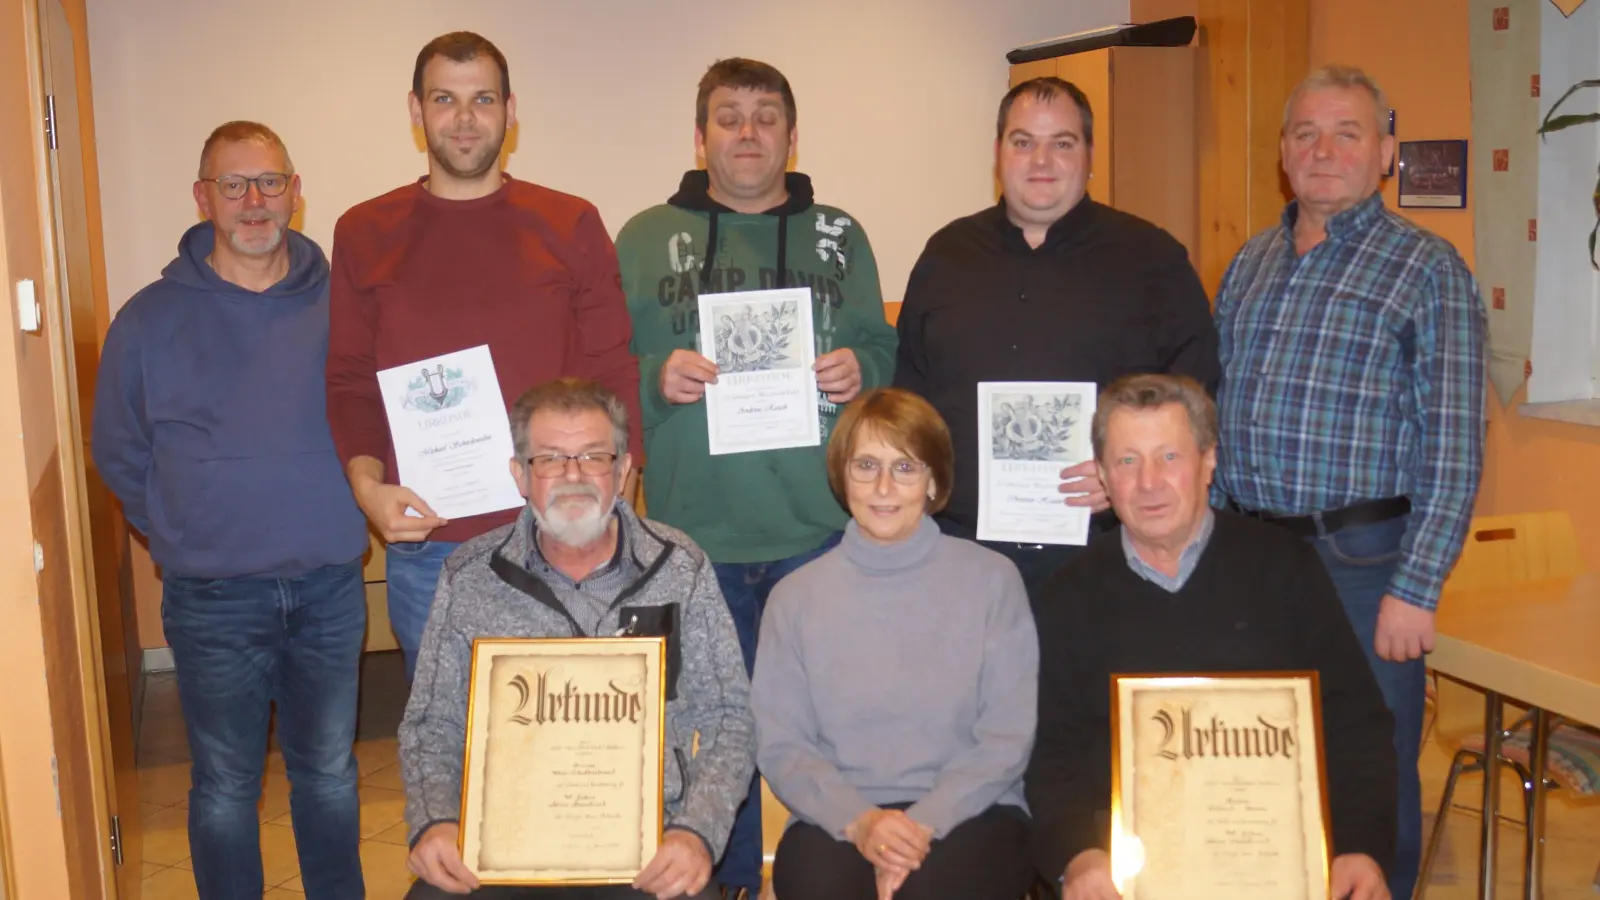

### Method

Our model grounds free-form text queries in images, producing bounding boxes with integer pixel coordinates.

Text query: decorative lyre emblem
[421,365,448,404]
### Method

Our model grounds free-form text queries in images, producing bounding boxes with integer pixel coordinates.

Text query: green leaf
[1539,112,1600,134]
[1541,78,1600,133]
[1589,220,1599,270]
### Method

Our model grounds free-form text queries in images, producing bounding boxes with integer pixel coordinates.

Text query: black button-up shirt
[894,199,1219,532]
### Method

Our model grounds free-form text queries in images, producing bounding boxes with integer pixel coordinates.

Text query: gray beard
[532,487,613,549]
[228,219,285,255]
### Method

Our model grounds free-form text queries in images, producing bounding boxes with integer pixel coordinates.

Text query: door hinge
[109,814,123,866]
[44,93,57,150]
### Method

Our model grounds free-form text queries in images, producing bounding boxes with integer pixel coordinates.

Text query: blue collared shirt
[1122,509,1216,592]
[1212,194,1486,611]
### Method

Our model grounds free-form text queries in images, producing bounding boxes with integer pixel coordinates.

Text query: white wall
[87,0,1128,316]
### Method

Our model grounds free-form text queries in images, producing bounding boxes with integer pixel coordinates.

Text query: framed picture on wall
[1398,139,1468,208]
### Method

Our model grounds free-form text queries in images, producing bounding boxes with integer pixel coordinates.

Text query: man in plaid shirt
[1213,65,1486,900]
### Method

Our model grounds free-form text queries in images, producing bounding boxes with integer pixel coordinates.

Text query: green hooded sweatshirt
[617,171,897,564]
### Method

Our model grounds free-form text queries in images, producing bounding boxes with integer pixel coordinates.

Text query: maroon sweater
[326,176,642,544]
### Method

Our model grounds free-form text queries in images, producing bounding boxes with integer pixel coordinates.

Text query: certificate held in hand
[460,638,667,885]
[1111,674,1332,900]
[697,287,820,456]
[375,345,524,521]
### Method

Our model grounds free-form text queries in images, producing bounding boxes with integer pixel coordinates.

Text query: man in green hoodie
[616,57,898,898]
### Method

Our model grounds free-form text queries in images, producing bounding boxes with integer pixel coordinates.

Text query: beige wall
[86,0,1133,648]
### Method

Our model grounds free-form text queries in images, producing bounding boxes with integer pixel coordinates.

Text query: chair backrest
[1442,511,1583,592]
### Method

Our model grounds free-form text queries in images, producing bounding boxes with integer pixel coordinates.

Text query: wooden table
[1431,572,1600,899]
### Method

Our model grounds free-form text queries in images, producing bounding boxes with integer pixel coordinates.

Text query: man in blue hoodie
[93,121,368,900]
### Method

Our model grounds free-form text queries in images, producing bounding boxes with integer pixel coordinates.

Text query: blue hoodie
[92,222,367,579]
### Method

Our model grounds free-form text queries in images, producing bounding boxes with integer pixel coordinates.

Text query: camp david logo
[669,232,697,274]
[404,364,474,412]
[814,213,852,269]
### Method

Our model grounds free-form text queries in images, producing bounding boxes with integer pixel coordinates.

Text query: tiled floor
[135,658,1600,899]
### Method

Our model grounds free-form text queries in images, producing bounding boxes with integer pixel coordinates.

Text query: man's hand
[846,808,932,872]
[632,829,712,899]
[1329,853,1389,900]
[1060,849,1122,900]
[660,349,719,404]
[348,456,447,542]
[1059,460,1111,513]
[876,863,910,900]
[815,348,863,403]
[407,822,479,894]
[1375,594,1435,662]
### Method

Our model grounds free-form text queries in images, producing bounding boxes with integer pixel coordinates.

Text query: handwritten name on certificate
[976,382,1096,546]
[376,345,523,521]
[1115,676,1329,900]
[698,288,820,456]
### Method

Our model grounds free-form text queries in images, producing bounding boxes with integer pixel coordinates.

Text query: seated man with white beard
[398,377,755,900]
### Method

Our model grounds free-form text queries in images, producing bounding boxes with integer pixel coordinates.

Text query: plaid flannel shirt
[1213,194,1486,611]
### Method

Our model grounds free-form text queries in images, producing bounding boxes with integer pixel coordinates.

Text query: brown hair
[826,388,954,514]
[995,76,1094,146]
[197,121,292,180]
[412,32,510,100]
[510,378,630,460]
[695,57,796,132]
[1091,374,1217,462]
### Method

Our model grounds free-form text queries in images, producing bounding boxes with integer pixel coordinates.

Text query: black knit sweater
[1024,510,1398,881]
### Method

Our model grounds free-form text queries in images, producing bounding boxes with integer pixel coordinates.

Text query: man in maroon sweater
[326,31,642,678]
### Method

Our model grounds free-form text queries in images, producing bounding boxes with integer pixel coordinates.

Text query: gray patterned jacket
[398,503,756,860]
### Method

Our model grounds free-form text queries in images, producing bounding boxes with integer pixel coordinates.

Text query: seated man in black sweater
[1026,374,1397,900]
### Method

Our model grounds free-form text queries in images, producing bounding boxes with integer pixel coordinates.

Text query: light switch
[15,279,41,334]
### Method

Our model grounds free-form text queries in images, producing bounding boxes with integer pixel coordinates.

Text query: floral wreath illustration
[403,364,474,412]
[714,302,798,373]
[992,394,1078,461]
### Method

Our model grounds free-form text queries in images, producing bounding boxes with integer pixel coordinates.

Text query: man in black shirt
[893,77,1219,598]
[1026,374,1395,900]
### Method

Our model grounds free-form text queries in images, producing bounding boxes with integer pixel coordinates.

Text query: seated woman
[751,387,1038,900]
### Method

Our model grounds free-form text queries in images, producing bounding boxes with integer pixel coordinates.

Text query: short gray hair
[1091,374,1217,462]
[509,377,630,460]
[198,120,294,180]
[1282,65,1389,136]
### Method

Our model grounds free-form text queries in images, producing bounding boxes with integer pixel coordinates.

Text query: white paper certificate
[697,288,820,455]
[976,381,1097,546]
[376,345,524,520]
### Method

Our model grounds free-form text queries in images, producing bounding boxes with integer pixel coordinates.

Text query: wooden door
[36,0,141,894]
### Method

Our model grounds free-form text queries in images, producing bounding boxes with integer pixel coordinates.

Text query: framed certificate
[1111,674,1331,900]
[460,638,666,885]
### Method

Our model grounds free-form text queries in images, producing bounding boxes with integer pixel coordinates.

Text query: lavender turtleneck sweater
[750,516,1037,839]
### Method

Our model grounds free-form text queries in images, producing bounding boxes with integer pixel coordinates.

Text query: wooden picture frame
[1111,673,1331,900]
[460,637,666,885]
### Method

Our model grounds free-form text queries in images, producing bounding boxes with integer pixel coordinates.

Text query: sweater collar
[841,516,941,573]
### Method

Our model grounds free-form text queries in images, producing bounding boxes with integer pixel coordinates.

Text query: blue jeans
[711,532,844,892]
[386,539,462,680]
[161,561,366,900]
[1310,516,1424,900]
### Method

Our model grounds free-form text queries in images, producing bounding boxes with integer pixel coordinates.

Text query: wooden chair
[1418,511,1599,897]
